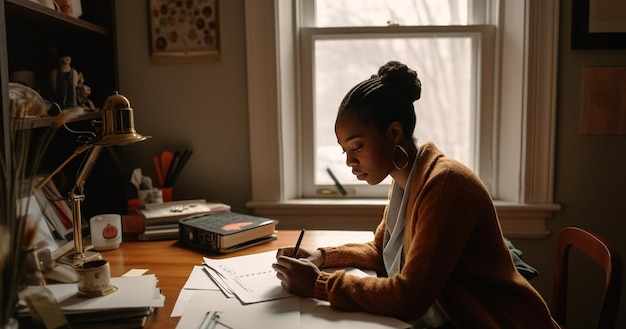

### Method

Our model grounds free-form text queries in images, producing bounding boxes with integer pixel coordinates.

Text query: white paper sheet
[183,265,221,290]
[176,290,410,329]
[171,265,230,317]
[176,290,300,329]
[202,251,293,304]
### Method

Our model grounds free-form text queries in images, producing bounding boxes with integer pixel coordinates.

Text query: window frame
[244,0,561,238]
[299,25,496,198]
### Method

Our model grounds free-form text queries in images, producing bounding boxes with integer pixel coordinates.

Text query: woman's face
[334,111,396,185]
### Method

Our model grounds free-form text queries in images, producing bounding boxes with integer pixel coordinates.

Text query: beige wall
[115,0,251,213]
[116,1,626,328]
[511,1,626,328]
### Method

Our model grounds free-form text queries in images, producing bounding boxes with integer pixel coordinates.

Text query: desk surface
[100,230,374,328]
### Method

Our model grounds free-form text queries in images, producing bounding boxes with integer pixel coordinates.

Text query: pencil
[291,229,305,258]
[326,167,347,196]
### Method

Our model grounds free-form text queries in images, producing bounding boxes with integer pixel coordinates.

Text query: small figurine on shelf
[54,0,73,15]
[50,54,79,109]
[76,72,96,111]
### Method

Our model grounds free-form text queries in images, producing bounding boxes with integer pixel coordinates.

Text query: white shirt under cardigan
[381,147,449,329]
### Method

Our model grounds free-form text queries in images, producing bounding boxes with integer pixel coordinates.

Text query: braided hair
[338,61,421,138]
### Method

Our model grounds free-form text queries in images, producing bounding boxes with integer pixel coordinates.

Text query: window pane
[315,0,470,27]
[314,36,474,186]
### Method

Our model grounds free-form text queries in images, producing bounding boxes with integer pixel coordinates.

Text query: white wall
[115,0,252,212]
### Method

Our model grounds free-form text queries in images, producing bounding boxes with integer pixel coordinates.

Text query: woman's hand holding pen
[272,254,320,298]
[275,247,324,267]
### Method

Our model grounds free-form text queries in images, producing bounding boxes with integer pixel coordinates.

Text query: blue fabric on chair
[504,237,539,280]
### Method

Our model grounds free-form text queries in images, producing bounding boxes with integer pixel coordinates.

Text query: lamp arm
[73,144,103,193]
[35,143,93,190]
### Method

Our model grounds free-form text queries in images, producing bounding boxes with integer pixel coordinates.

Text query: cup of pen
[159,187,173,202]
[76,259,117,298]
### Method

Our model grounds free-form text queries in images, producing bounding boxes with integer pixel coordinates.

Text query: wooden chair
[551,227,623,329]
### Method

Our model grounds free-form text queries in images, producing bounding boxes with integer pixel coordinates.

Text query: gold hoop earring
[393,144,409,170]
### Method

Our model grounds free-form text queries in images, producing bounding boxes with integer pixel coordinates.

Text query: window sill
[246,199,561,239]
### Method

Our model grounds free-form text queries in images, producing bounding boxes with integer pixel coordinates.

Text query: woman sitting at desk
[272,61,557,329]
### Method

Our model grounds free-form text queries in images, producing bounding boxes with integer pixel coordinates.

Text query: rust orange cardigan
[314,142,557,328]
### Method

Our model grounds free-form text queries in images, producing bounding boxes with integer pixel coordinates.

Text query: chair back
[551,226,622,329]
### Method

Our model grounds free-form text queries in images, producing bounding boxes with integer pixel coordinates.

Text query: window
[300,1,495,197]
[245,0,561,238]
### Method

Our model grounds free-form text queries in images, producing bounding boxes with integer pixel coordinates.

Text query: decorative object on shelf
[54,0,73,15]
[0,102,82,327]
[148,0,221,62]
[50,55,79,109]
[76,72,96,111]
[36,0,56,10]
[35,92,150,266]
[8,83,53,119]
[70,0,82,18]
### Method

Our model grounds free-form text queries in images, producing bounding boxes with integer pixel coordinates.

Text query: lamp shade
[95,91,149,146]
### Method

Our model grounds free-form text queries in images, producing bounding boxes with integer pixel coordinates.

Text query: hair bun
[377,61,421,101]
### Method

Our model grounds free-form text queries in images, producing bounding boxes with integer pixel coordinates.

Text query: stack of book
[137,200,230,240]
[32,176,76,242]
[179,212,278,254]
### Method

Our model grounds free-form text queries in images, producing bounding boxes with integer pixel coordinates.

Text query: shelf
[5,0,111,36]
[13,111,100,130]
[1,0,121,218]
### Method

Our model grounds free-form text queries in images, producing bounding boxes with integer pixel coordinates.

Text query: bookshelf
[0,0,128,220]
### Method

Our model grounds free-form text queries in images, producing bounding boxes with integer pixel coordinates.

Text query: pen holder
[159,187,173,202]
[76,259,117,298]
[138,188,163,206]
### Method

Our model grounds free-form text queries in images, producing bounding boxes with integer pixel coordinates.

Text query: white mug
[90,214,122,251]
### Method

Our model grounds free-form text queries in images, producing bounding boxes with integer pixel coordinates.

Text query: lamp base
[57,250,102,267]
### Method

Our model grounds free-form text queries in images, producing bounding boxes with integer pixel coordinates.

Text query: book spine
[143,224,178,231]
[32,187,72,241]
[179,223,221,252]
[40,179,73,229]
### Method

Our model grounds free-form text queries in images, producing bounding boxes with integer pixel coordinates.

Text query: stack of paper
[202,251,293,304]
[172,251,412,328]
[18,274,164,328]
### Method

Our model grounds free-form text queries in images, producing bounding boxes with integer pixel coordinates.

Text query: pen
[291,229,306,258]
[208,312,220,329]
[196,311,212,329]
[326,167,347,196]
[197,311,233,329]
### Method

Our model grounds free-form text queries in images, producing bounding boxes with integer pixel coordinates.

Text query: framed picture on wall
[148,0,220,62]
[571,0,626,49]
[581,66,626,134]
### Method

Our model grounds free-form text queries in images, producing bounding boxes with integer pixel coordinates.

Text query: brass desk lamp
[36,92,149,266]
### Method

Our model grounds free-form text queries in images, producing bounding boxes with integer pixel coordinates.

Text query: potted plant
[1,84,81,328]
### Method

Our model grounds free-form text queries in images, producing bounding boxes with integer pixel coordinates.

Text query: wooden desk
[99,230,374,328]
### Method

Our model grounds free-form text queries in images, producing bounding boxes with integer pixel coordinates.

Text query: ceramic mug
[90,214,122,251]
[76,260,111,294]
